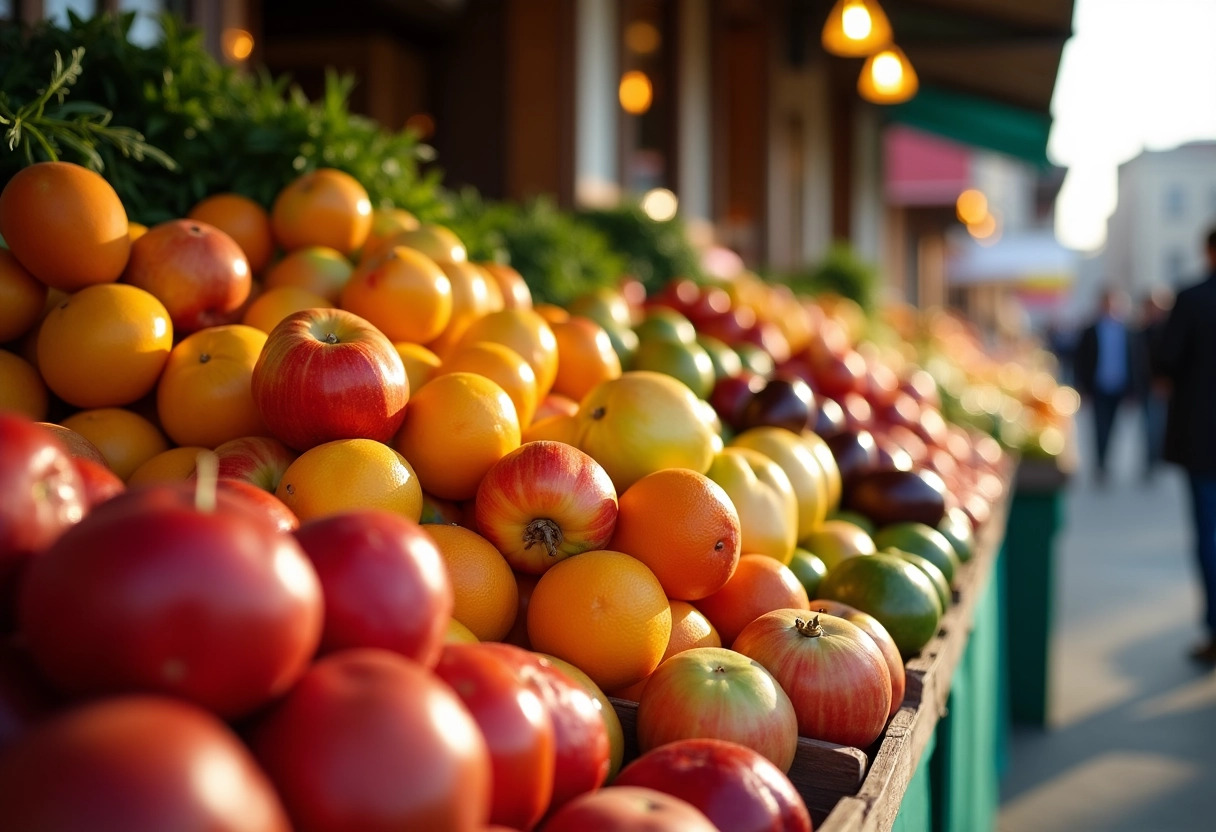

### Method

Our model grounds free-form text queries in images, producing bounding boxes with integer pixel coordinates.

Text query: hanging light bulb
[822,0,893,57]
[857,45,918,105]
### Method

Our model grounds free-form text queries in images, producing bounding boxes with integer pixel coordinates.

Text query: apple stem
[795,615,824,639]
[324,332,339,344]
[523,518,563,559]
[194,450,219,513]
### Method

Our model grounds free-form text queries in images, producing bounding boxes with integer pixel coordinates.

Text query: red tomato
[0,695,290,831]
[733,610,892,748]
[477,642,610,810]
[540,786,717,832]
[18,482,323,718]
[294,510,452,666]
[614,738,812,832]
[250,648,492,832]
[433,643,556,829]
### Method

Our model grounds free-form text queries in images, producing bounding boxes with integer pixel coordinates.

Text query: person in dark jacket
[1133,287,1173,482]
[1154,227,1216,664]
[1075,288,1136,485]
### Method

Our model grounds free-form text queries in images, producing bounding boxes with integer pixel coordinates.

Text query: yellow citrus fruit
[275,438,423,523]
[0,249,48,343]
[574,371,718,492]
[393,372,521,501]
[156,324,270,448]
[425,524,518,642]
[445,618,480,644]
[551,316,622,403]
[394,342,442,394]
[261,246,353,303]
[127,222,148,243]
[426,261,500,358]
[59,407,170,481]
[36,283,173,409]
[528,550,672,691]
[340,246,453,343]
[362,207,420,260]
[437,341,538,427]
[127,446,210,486]
[454,308,558,399]
[610,600,722,701]
[479,262,531,310]
[0,348,48,420]
[242,285,333,333]
[271,168,372,256]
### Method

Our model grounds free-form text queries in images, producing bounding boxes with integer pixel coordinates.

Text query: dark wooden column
[827,55,858,243]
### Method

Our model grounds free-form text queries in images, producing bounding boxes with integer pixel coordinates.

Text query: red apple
[122,219,252,334]
[203,435,298,492]
[806,599,905,718]
[883,424,929,465]
[250,649,492,832]
[541,786,717,832]
[648,278,701,316]
[709,371,767,431]
[810,349,866,401]
[1,412,86,626]
[684,285,732,326]
[215,478,300,533]
[251,308,409,451]
[871,391,921,432]
[433,643,555,830]
[697,306,757,346]
[839,391,873,431]
[474,441,618,575]
[773,354,816,387]
[35,422,108,467]
[294,510,452,665]
[863,362,900,409]
[738,321,791,365]
[733,610,892,748]
[637,646,798,772]
[0,695,292,831]
[614,738,812,832]
[18,482,323,718]
[72,457,125,509]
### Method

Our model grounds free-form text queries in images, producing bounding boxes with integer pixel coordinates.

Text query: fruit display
[0,151,1053,831]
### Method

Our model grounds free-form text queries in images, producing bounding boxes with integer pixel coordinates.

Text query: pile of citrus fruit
[0,160,1008,831]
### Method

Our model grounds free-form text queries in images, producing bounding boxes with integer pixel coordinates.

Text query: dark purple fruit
[843,469,947,528]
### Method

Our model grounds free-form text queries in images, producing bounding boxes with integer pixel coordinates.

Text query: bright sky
[1049,0,1216,252]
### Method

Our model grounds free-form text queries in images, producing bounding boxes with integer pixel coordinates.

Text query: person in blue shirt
[1075,288,1136,486]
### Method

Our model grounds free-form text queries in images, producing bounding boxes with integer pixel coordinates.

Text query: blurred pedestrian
[1075,288,1135,485]
[1133,287,1173,482]
[1153,227,1216,664]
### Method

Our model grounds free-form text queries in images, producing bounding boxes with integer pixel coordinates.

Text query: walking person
[1153,228,1216,664]
[1075,288,1135,486]
[1134,287,1173,483]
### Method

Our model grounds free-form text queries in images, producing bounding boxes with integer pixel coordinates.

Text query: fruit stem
[795,615,824,639]
[194,450,219,513]
[523,518,563,559]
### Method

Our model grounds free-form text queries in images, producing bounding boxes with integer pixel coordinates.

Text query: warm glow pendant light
[822,0,893,57]
[858,45,918,104]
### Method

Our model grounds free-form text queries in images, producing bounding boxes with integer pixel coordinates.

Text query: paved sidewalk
[999,403,1216,831]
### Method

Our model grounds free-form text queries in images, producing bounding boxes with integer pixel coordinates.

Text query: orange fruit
[551,316,623,402]
[0,161,129,290]
[426,524,518,642]
[127,445,210,486]
[437,341,539,427]
[156,324,270,448]
[0,249,48,342]
[610,601,721,701]
[694,554,810,647]
[188,193,274,274]
[242,285,333,333]
[340,246,453,343]
[480,262,532,310]
[426,261,500,357]
[521,413,578,444]
[127,222,148,243]
[36,283,173,408]
[262,246,353,302]
[271,168,372,255]
[573,372,718,492]
[59,407,170,481]
[274,438,423,523]
[609,468,741,601]
[533,303,569,326]
[383,224,467,264]
[477,265,505,314]
[0,349,48,420]
[394,342,442,394]
[527,549,672,691]
[454,308,558,399]
[393,372,521,500]
[361,207,419,260]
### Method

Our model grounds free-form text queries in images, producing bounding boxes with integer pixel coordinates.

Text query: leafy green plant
[576,202,704,295]
[0,11,443,224]
[778,241,880,311]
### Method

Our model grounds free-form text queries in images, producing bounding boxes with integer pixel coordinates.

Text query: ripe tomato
[18,482,323,718]
[250,648,492,832]
[0,695,290,831]
[433,643,556,829]
[541,786,717,832]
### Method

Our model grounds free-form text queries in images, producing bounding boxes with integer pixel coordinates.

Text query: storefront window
[620,0,673,195]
